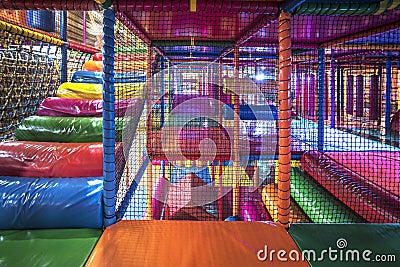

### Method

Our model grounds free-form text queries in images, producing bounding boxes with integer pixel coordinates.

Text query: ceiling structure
[111,0,400,63]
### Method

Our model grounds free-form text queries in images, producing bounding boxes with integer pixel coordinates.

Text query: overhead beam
[0,0,98,10]
[151,40,235,47]
[321,19,400,48]
[281,0,307,12]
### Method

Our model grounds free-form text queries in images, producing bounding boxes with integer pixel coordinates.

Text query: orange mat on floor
[85,220,309,267]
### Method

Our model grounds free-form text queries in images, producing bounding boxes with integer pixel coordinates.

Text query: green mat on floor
[289,224,400,267]
[0,228,102,267]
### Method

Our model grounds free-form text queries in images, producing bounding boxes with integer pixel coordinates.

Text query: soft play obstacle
[37,97,143,117]
[148,127,232,161]
[82,60,102,72]
[153,169,270,221]
[156,172,219,220]
[0,176,103,229]
[57,82,102,99]
[223,104,278,120]
[0,141,124,180]
[57,82,144,99]
[93,52,102,61]
[71,70,103,84]
[0,141,103,177]
[262,183,310,223]
[86,220,309,266]
[15,116,129,142]
[291,167,366,223]
[301,151,400,223]
[0,229,101,267]
[115,71,146,83]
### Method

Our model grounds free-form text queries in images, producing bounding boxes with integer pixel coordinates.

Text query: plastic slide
[291,167,366,223]
[301,151,400,223]
[262,183,310,223]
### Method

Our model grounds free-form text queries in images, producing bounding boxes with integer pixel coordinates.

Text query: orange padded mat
[86,220,308,267]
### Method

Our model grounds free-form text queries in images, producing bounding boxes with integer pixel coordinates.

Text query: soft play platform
[85,220,308,267]
[0,229,101,267]
[291,118,400,152]
[289,224,400,267]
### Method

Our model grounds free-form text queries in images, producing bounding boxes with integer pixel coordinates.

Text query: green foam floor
[289,224,400,267]
[0,228,102,267]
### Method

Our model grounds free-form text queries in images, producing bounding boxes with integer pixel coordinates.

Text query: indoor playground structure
[0,1,399,266]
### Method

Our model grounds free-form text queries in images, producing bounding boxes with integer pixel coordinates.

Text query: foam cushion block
[71,70,103,84]
[15,116,129,142]
[37,97,143,117]
[115,72,146,83]
[0,141,103,177]
[0,176,103,229]
[57,82,144,99]
[82,60,102,72]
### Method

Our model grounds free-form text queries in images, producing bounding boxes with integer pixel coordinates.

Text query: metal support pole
[60,11,68,83]
[385,53,392,135]
[102,8,116,227]
[277,12,292,228]
[330,51,335,128]
[317,48,325,152]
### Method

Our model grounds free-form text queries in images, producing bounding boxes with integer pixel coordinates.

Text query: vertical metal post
[60,11,68,84]
[82,11,87,45]
[385,53,392,135]
[146,48,153,220]
[160,57,165,178]
[233,45,240,217]
[340,67,345,123]
[277,12,292,228]
[317,48,325,152]
[102,8,116,227]
[336,64,341,125]
[330,51,335,128]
